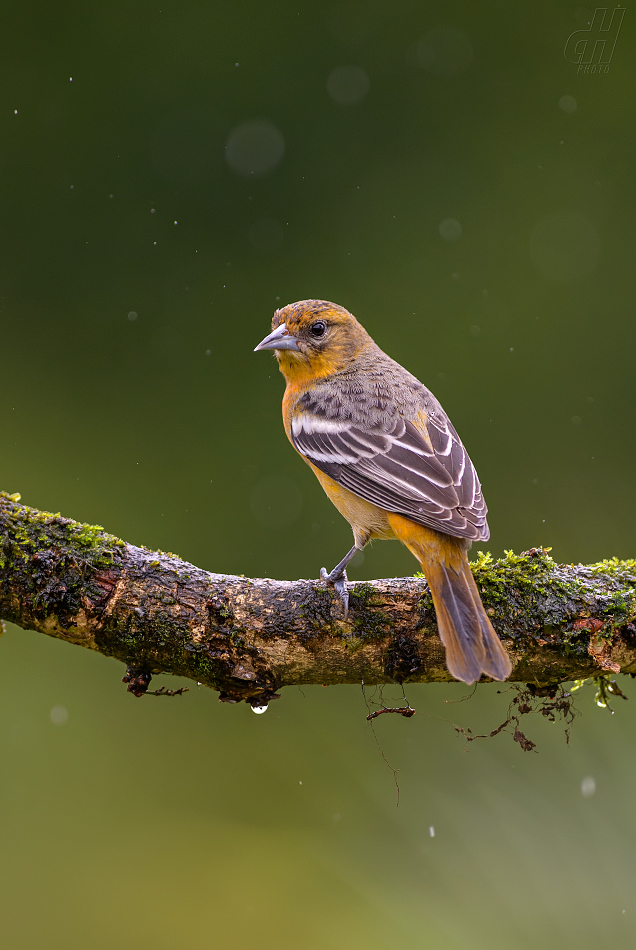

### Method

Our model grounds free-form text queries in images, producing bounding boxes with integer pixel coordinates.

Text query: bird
[254,299,512,685]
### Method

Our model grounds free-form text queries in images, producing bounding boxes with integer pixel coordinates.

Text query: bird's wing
[291,396,489,541]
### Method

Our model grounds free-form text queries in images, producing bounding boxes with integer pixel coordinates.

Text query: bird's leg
[320,545,359,619]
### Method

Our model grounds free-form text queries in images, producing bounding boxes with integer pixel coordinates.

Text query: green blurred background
[1,1,635,947]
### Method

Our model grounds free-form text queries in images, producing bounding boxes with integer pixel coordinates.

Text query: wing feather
[291,395,489,542]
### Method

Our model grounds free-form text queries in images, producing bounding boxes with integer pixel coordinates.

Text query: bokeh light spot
[559,95,577,114]
[327,66,370,105]
[50,705,68,725]
[225,120,285,177]
[439,218,462,241]
[581,776,596,797]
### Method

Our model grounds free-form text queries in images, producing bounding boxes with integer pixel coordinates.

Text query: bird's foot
[320,566,349,619]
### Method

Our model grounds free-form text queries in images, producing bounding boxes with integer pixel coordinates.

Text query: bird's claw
[320,567,349,619]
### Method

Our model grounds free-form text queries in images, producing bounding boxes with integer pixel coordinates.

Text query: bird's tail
[387,514,512,684]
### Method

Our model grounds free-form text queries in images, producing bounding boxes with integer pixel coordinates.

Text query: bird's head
[254,299,373,384]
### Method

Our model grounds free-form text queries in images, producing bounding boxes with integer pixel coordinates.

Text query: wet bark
[1,492,635,706]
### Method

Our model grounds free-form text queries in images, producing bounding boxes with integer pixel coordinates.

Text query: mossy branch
[1,492,635,706]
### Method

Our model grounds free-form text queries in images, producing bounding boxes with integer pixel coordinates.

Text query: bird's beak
[253,323,300,352]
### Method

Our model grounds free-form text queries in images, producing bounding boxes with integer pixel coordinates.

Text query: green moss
[349,582,381,605]
[470,547,558,598]
[71,522,105,547]
[352,611,393,639]
[343,634,363,653]
[460,548,635,651]
[571,674,629,712]
[584,557,636,578]
[348,582,394,639]
[0,494,128,625]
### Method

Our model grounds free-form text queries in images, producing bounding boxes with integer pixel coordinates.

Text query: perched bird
[254,300,512,685]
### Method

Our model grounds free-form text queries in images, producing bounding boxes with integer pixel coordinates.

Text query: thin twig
[145,686,189,697]
[366,705,416,721]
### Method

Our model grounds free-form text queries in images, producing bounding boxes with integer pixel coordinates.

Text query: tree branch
[1,492,635,706]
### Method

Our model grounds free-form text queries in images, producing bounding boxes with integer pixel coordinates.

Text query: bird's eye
[310,321,327,338]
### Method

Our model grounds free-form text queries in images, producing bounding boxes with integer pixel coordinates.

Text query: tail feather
[433,561,488,684]
[426,558,512,683]
[459,559,512,681]
[386,514,512,684]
